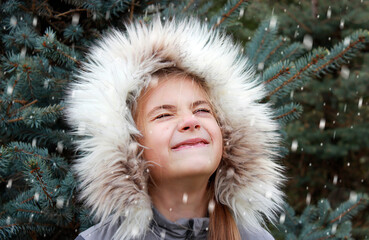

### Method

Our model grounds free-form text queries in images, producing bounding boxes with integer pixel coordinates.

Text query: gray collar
[149,207,209,239]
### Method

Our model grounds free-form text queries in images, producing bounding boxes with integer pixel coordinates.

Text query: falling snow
[279,213,286,224]
[239,8,244,19]
[56,197,64,208]
[349,191,357,202]
[333,175,338,185]
[182,193,188,204]
[269,16,277,30]
[358,97,363,108]
[340,19,345,29]
[32,138,37,147]
[319,118,326,130]
[43,78,49,88]
[291,139,298,152]
[72,13,80,26]
[10,16,17,27]
[131,226,139,236]
[6,85,13,95]
[303,34,313,50]
[160,230,166,239]
[57,141,64,153]
[331,223,338,234]
[226,167,235,178]
[20,47,26,59]
[33,16,38,27]
[6,179,12,188]
[105,11,110,20]
[265,191,272,199]
[34,192,40,201]
[344,36,351,47]
[29,213,34,223]
[208,199,215,213]
[327,7,332,19]
[257,62,264,71]
[306,193,311,205]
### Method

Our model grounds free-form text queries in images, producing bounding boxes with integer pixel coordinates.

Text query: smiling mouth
[172,138,209,151]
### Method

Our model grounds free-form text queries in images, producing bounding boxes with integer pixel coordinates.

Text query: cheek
[212,124,224,161]
[210,121,223,146]
[142,126,170,160]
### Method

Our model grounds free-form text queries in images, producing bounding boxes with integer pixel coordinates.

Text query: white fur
[65,17,284,239]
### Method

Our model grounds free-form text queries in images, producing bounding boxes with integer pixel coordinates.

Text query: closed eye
[154,113,172,120]
[194,108,211,114]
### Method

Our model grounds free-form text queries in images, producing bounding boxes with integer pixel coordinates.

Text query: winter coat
[75,206,274,240]
[65,17,284,240]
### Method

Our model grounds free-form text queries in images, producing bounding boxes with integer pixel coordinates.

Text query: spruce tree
[236,1,369,238]
[0,0,368,239]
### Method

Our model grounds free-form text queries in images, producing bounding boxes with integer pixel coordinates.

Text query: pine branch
[13,147,49,161]
[23,64,35,99]
[280,46,301,62]
[6,76,20,116]
[311,0,318,18]
[283,204,299,226]
[183,0,196,12]
[330,199,362,224]
[54,8,87,18]
[20,196,35,204]
[279,6,312,33]
[263,40,284,64]
[130,0,135,21]
[9,100,38,117]
[252,27,270,63]
[16,209,42,214]
[267,54,324,98]
[55,48,80,65]
[7,117,24,123]
[312,36,366,74]
[213,0,247,29]
[14,100,28,104]
[0,222,54,230]
[31,0,36,12]
[273,108,297,120]
[28,162,53,206]
[264,67,290,84]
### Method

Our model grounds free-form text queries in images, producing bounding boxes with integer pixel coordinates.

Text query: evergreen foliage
[0,0,368,239]
[275,193,368,240]
[238,1,369,238]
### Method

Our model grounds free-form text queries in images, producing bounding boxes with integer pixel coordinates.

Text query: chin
[173,156,219,176]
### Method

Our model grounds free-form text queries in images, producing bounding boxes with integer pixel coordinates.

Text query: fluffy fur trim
[65,17,284,239]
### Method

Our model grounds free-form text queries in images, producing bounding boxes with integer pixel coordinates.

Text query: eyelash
[154,113,172,120]
[154,108,211,120]
[194,108,211,114]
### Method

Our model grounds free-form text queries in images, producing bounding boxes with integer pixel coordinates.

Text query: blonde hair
[133,67,241,240]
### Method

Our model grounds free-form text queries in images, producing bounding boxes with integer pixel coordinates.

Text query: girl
[66,18,284,240]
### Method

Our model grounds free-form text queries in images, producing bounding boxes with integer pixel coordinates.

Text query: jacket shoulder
[238,225,275,240]
[75,220,120,240]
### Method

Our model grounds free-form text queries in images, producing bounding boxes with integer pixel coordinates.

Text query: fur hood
[65,17,284,240]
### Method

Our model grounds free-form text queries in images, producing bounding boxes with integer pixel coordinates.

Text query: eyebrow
[191,100,210,108]
[147,100,211,118]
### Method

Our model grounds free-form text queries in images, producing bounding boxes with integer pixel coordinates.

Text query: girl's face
[136,75,223,184]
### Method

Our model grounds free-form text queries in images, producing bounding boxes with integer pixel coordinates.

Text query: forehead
[140,75,209,111]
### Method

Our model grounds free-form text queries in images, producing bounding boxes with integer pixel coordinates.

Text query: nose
[178,114,201,132]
